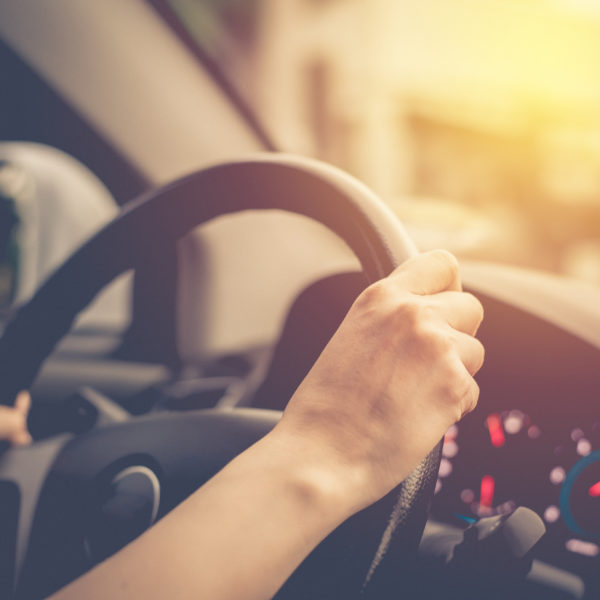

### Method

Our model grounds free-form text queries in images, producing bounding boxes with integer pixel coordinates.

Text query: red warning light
[480,475,495,509]
[487,414,506,448]
[589,481,600,498]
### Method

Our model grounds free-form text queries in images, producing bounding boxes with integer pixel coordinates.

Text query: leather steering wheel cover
[0,153,440,597]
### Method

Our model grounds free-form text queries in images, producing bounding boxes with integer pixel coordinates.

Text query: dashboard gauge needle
[487,413,506,448]
[454,513,477,525]
[589,481,600,497]
[480,475,495,509]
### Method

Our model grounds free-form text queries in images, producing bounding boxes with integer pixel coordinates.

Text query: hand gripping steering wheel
[0,154,441,599]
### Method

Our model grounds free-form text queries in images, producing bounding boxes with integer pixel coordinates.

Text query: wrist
[258,425,371,523]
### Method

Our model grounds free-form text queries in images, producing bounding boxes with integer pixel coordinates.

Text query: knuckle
[394,297,424,326]
[461,380,480,417]
[394,299,443,342]
[472,338,485,373]
[357,279,389,306]
[465,292,484,324]
[436,363,476,421]
[415,324,453,359]
[437,380,464,423]
[440,365,463,398]
[431,249,459,278]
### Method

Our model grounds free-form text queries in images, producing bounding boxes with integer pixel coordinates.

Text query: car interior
[0,1,599,599]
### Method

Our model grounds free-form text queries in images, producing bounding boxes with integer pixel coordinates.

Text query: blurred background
[167,0,600,284]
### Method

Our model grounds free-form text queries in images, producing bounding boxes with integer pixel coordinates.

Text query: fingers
[11,428,33,446]
[0,391,32,446]
[390,251,484,374]
[15,390,31,415]
[0,406,24,438]
[0,406,27,442]
[390,249,462,295]
[429,291,484,335]
[450,329,485,376]
[13,392,32,446]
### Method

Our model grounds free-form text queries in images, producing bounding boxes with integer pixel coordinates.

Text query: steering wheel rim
[0,153,441,598]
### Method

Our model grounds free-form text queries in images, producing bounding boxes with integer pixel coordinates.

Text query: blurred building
[169,0,600,281]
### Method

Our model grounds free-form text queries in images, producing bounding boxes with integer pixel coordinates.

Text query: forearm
[48,250,484,600]
[50,427,357,600]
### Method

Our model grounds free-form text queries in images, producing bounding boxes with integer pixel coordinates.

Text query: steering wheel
[0,154,441,599]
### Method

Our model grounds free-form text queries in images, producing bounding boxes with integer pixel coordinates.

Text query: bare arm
[50,250,484,600]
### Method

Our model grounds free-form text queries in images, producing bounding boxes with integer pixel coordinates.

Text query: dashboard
[431,292,600,596]
[251,266,600,597]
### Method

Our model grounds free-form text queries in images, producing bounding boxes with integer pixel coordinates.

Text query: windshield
[164,0,600,285]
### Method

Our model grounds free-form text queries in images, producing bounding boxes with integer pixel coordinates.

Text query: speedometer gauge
[560,450,600,541]
[431,409,600,573]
